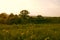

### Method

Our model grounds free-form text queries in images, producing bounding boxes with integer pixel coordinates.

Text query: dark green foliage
[20,10,29,16]
[0,10,60,40]
[0,10,60,24]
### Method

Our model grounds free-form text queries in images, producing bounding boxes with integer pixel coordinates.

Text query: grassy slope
[0,24,60,40]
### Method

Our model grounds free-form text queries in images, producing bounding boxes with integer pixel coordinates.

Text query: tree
[8,13,14,18]
[0,13,8,24]
[0,13,8,18]
[20,10,29,18]
[37,15,44,23]
[20,10,29,15]
[7,13,15,24]
[37,15,43,18]
[13,14,19,24]
[19,10,30,24]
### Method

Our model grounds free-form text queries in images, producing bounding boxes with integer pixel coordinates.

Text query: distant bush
[0,10,60,24]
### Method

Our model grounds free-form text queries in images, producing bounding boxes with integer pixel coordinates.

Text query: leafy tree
[7,13,15,24]
[19,10,30,24]
[0,13,8,24]
[13,14,19,24]
[37,15,43,18]
[20,10,29,19]
[37,15,45,23]
[8,13,14,18]
[0,13,8,17]
[20,10,29,15]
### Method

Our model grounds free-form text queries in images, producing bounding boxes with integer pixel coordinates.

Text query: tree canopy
[0,10,60,24]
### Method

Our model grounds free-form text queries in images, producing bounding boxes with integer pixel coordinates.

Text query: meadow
[0,24,60,40]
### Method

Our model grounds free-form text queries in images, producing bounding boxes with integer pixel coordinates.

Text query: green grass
[0,24,60,40]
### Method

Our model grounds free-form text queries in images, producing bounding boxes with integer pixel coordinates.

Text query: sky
[0,0,60,17]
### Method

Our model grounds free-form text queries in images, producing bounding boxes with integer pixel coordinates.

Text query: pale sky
[0,0,60,17]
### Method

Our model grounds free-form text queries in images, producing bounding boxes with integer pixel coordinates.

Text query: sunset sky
[0,0,60,17]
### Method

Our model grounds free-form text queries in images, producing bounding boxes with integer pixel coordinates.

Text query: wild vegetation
[0,24,60,40]
[0,10,60,24]
[0,10,60,40]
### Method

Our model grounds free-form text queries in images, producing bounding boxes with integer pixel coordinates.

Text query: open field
[0,24,60,40]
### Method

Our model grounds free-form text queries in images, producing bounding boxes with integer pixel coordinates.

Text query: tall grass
[0,24,60,40]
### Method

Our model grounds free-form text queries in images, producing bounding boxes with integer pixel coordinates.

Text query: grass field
[0,24,60,40]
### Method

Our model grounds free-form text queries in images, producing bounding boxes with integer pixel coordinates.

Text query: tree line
[0,10,60,24]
